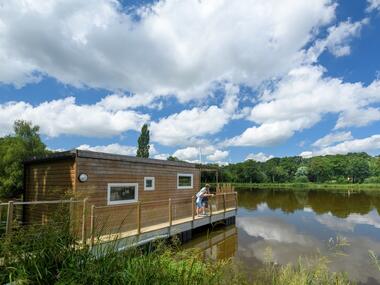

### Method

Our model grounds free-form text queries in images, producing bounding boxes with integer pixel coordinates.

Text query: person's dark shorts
[202,198,208,207]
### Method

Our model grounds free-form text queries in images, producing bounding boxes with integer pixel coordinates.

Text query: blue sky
[1,0,380,163]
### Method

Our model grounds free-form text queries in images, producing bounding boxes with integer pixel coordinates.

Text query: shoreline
[218,182,380,192]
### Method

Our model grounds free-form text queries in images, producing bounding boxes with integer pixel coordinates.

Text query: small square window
[177,173,193,189]
[144,177,155,191]
[107,183,138,205]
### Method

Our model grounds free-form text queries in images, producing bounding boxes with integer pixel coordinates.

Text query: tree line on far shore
[201,152,380,185]
[1,120,380,198]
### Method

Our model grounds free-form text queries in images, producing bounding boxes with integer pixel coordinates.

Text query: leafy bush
[294,175,309,183]
[364,176,380,184]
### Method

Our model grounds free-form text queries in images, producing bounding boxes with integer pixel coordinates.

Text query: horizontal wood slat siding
[25,159,75,201]
[75,156,200,237]
[76,157,200,205]
[24,159,76,226]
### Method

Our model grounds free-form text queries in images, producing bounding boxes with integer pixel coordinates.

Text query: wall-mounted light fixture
[78,173,88,183]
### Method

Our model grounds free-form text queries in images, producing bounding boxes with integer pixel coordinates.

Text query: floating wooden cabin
[24,149,201,205]
[22,149,237,247]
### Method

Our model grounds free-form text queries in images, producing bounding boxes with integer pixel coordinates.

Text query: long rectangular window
[107,183,138,205]
[177,173,193,189]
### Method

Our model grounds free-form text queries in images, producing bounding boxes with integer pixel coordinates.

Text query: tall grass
[252,248,353,285]
[0,219,244,285]
[0,214,359,285]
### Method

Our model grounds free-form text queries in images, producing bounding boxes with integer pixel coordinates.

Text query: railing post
[168,198,172,227]
[191,196,195,221]
[6,201,14,235]
[69,197,74,234]
[0,203,3,226]
[234,192,238,213]
[137,202,141,235]
[210,196,213,216]
[223,193,226,213]
[81,198,88,245]
[90,205,95,249]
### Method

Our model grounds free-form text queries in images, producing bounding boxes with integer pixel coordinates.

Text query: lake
[183,189,380,285]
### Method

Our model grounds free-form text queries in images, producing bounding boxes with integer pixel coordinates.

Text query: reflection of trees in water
[369,195,380,216]
[265,191,306,213]
[238,189,268,210]
[307,191,372,218]
[237,188,306,213]
[237,188,380,218]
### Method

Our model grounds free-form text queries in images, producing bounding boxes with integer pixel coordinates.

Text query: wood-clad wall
[23,159,76,227]
[75,157,200,235]
[75,157,200,205]
[24,159,76,201]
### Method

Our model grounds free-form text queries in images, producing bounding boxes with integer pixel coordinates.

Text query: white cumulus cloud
[312,131,353,148]
[0,0,336,101]
[226,65,380,147]
[367,0,380,12]
[0,97,149,137]
[246,152,274,162]
[300,134,380,157]
[77,143,158,156]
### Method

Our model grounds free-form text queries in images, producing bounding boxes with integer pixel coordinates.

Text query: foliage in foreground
[0,221,360,285]
[253,257,352,285]
[0,222,243,285]
[252,248,353,285]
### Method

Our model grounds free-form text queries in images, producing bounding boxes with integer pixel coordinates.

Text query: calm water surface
[184,189,380,285]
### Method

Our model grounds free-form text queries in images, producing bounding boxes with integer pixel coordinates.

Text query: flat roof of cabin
[24,149,198,168]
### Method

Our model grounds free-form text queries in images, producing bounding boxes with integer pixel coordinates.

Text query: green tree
[167,156,180,161]
[295,166,308,177]
[136,124,150,158]
[346,157,370,183]
[272,166,288,182]
[0,120,48,198]
[369,156,380,177]
[308,157,333,183]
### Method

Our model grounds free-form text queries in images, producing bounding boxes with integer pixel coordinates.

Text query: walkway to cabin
[88,192,238,247]
[0,192,238,249]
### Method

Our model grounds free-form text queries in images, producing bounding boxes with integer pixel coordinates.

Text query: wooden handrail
[0,199,83,206]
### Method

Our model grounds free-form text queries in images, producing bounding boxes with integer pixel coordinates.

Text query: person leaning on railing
[195,184,214,216]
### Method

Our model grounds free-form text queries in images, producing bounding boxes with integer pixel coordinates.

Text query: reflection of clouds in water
[303,207,313,212]
[316,210,380,232]
[238,216,311,245]
[237,216,380,283]
[257,203,269,212]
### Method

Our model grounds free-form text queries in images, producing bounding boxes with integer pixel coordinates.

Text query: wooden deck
[1,192,238,253]
[89,200,237,252]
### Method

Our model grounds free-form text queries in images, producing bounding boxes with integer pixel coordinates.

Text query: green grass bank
[227,182,380,192]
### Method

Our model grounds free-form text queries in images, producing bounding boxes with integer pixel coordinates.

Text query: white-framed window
[177,173,193,189]
[144,177,155,191]
[107,183,138,205]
